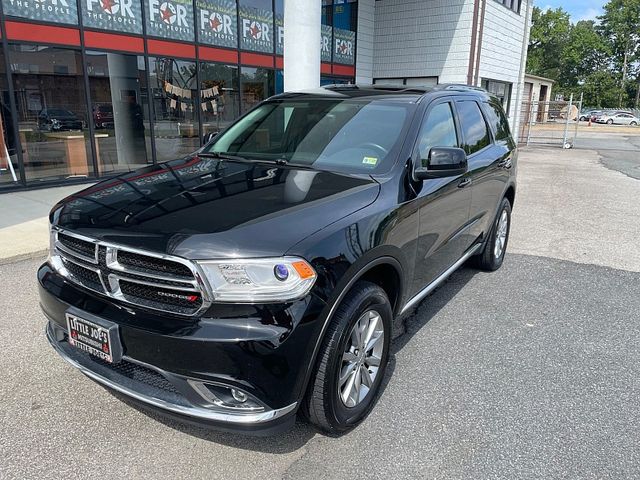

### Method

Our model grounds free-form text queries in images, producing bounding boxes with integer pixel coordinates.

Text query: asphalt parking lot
[1,137,639,479]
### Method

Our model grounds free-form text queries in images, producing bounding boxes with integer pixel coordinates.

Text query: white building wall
[355,0,375,83]
[476,0,531,122]
[372,0,475,83]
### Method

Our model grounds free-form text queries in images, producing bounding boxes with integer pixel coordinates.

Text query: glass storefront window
[321,75,354,86]
[332,0,357,65]
[9,44,94,184]
[322,0,333,26]
[333,0,358,31]
[0,48,22,189]
[149,57,199,163]
[86,51,152,175]
[275,70,284,95]
[241,67,274,112]
[199,62,240,136]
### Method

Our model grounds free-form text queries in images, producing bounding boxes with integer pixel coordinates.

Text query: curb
[0,249,48,266]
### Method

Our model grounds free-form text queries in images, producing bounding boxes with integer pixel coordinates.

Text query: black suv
[39,85,517,435]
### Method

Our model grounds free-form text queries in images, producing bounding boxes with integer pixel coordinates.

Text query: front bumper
[39,263,327,434]
[45,321,297,434]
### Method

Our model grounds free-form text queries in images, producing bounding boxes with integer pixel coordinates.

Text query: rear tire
[631,122,638,126]
[302,281,392,434]
[472,197,512,271]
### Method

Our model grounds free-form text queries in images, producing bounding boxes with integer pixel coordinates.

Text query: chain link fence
[518,95,583,148]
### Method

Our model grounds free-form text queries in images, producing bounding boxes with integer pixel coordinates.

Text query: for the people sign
[2,0,79,25]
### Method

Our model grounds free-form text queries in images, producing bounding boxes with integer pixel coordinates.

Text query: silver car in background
[596,112,639,126]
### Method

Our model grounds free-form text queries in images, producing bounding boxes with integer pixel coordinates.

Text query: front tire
[472,197,512,271]
[302,281,392,433]
[607,119,614,125]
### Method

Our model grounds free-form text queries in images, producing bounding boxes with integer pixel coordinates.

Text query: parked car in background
[596,112,639,126]
[93,104,114,129]
[589,110,604,122]
[580,110,601,121]
[39,85,517,434]
[38,109,83,132]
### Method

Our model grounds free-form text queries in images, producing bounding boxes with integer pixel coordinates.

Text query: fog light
[231,388,248,403]
[189,380,265,412]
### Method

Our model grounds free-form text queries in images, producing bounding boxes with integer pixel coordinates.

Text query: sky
[534,0,606,22]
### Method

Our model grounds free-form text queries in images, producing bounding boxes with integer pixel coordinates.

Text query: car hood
[51,156,380,258]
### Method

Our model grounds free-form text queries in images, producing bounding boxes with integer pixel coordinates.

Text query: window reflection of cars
[38,108,83,132]
[93,104,114,129]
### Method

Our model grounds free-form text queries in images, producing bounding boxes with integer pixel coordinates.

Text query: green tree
[580,71,621,107]
[598,0,640,107]
[527,7,572,80]
[560,20,611,87]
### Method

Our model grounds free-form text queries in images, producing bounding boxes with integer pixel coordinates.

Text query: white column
[284,0,321,92]
[107,53,143,165]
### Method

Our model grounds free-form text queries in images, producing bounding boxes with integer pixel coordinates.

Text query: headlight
[196,257,317,303]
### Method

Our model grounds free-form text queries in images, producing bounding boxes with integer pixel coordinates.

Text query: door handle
[458,178,472,188]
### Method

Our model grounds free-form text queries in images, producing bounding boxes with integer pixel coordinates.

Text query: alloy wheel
[338,310,385,408]
[494,209,509,259]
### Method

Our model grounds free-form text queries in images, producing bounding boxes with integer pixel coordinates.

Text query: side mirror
[203,132,218,144]
[414,147,468,180]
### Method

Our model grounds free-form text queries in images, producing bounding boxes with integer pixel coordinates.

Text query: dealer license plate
[65,312,119,363]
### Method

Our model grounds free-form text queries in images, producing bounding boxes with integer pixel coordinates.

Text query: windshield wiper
[198,151,312,169]
[197,151,251,162]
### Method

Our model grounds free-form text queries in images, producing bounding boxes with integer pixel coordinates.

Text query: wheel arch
[297,255,405,405]
[504,184,516,208]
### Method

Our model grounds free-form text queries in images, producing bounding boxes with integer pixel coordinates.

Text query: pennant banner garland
[200,87,220,99]
[164,82,193,99]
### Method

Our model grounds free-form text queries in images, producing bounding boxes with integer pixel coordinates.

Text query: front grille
[120,280,203,314]
[87,354,179,394]
[58,232,95,260]
[53,229,208,316]
[117,250,193,278]
[62,258,102,291]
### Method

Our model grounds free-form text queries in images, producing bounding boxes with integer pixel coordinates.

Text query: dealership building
[0,0,531,191]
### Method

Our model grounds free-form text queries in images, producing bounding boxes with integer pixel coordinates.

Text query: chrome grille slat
[109,274,200,292]
[55,241,98,265]
[51,228,210,316]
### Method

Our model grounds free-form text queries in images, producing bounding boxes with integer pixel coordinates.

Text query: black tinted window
[207,99,412,174]
[457,101,490,155]
[416,102,458,165]
[484,102,511,141]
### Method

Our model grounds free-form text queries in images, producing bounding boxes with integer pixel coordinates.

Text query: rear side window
[484,102,511,141]
[416,102,458,164]
[456,101,490,155]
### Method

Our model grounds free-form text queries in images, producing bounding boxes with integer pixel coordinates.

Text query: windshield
[204,99,413,174]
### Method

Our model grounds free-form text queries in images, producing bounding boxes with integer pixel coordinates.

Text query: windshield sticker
[362,157,378,166]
